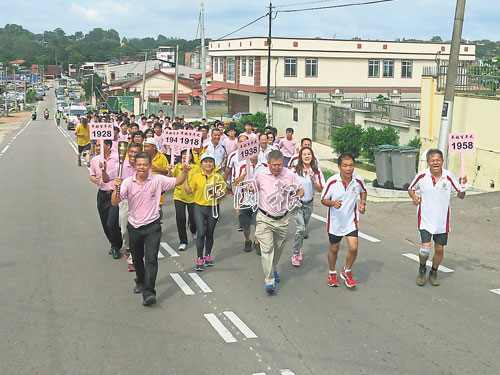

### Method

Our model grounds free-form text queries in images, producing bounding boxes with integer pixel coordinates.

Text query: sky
[1,0,499,42]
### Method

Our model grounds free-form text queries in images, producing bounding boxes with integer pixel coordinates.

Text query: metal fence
[273,89,316,101]
[351,100,420,122]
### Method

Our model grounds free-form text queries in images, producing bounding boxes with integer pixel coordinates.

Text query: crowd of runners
[70,108,469,306]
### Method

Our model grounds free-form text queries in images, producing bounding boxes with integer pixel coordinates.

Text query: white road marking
[402,253,454,273]
[160,242,179,257]
[170,273,195,295]
[56,126,78,154]
[158,250,165,259]
[252,373,267,375]
[204,313,238,343]
[188,272,213,293]
[223,311,258,339]
[280,370,296,375]
[490,289,500,296]
[0,145,9,154]
[311,213,381,243]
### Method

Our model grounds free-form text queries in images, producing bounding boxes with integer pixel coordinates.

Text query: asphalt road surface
[0,89,498,375]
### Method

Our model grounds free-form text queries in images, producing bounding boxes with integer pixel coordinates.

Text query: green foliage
[407,136,421,149]
[236,111,267,132]
[83,73,103,102]
[26,89,36,103]
[361,126,400,164]
[331,124,364,159]
[376,94,390,102]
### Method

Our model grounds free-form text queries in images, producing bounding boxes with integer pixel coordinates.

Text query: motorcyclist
[31,108,37,120]
[44,108,49,119]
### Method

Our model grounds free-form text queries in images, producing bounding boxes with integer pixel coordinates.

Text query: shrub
[407,136,421,149]
[236,111,267,132]
[361,126,400,164]
[331,124,364,159]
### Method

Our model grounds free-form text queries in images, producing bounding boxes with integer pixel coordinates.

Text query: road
[0,88,498,375]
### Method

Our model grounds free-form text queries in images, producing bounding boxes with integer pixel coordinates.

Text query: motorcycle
[56,117,61,126]
[44,113,49,120]
[32,113,37,120]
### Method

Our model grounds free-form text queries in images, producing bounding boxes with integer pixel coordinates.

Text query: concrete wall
[419,76,500,190]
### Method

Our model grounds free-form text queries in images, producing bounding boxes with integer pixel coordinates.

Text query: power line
[277,0,395,13]
[276,0,340,9]
[214,13,270,41]
[195,12,201,39]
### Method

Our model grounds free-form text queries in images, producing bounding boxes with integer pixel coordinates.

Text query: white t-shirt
[226,150,239,179]
[321,173,367,236]
[204,141,227,169]
[408,168,460,234]
[293,167,325,202]
[287,153,320,169]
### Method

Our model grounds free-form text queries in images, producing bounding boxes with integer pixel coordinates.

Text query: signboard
[89,123,113,141]
[448,132,476,183]
[177,129,202,148]
[237,138,259,162]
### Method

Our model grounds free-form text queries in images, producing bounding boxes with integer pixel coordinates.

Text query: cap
[146,119,153,123]
[144,138,159,150]
[201,153,215,162]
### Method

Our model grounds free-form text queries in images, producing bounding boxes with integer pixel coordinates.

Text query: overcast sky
[1,0,498,42]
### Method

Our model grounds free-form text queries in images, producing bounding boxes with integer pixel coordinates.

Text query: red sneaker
[128,264,135,272]
[327,273,339,287]
[340,268,356,288]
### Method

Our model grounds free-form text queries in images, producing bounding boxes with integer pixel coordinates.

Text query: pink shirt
[244,132,258,141]
[108,158,135,181]
[223,138,238,156]
[279,137,298,158]
[118,132,129,142]
[154,134,164,152]
[90,153,119,191]
[120,173,177,228]
[255,167,303,216]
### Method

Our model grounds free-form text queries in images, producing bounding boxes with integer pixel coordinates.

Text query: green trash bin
[390,146,419,190]
[373,145,396,189]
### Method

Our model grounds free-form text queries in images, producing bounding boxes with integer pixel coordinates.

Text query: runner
[103,142,143,272]
[75,117,91,166]
[184,153,226,272]
[242,121,258,141]
[279,127,299,167]
[143,138,170,219]
[320,153,367,288]
[89,140,123,259]
[203,128,227,173]
[111,152,191,306]
[258,133,273,164]
[408,148,468,286]
[287,137,320,169]
[291,147,325,267]
[173,149,201,251]
[254,150,304,294]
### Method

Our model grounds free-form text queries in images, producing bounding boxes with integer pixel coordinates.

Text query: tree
[83,73,103,101]
[430,36,443,42]
[236,112,267,132]
[361,126,400,164]
[331,124,364,159]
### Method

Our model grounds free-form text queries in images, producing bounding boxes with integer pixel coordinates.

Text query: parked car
[58,101,69,113]
[232,112,253,121]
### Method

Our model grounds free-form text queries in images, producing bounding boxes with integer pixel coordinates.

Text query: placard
[177,129,202,148]
[89,123,114,140]
[237,138,259,162]
[448,132,476,153]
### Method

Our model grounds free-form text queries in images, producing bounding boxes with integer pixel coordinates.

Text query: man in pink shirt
[89,140,122,259]
[243,121,258,141]
[112,152,191,306]
[223,128,237,157]
[278,127,299,167]
[117,122,129,142]
[254,150,304,294]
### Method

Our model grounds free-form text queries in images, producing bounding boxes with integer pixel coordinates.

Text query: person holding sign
[75,117,91,167]
[89,140,123,259]
[111,152,191,307]
[184,153,226,272]
[408,149,468,287]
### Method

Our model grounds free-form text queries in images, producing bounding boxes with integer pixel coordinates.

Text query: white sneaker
[192,232,197,240]
[178,243,187,251]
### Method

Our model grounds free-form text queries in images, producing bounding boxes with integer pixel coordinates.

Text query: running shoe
[328,273,339,287]
[254,241,261,256]
[204,255,213,266]
[178,243,187,251]
[265,284,276,295]
[128,264,135,272]
[237,227,243,232]
[297,250,303,261]
[124,250,130,260]
[340,268,356,288]
[429,270,440,286]
[195,258,204,271]
[274,271,280,283]
[416,267,426,286]
[244,241,252,252]
[291,253,301,267]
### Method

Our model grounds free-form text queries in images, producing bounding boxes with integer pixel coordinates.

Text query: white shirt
[293,167,325,202]
[232,159,266,181]
[226,150,239,178]
[287,153,320,169]
[204,141,227,169]
[321,173,367,236]
[408,168,460,234]
[258,145,273,165]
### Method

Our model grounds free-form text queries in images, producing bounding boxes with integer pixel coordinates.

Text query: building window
[285,58,297,77]
[219,58,223,74]
[241,57,247,76]
[214,57,218,74]
[305,58,318,77]
[226,58,235,81]
[402,60,413,78]
[293,107,298,122]
[148,90,159,97]
[248,57,254,76]
[383,60,394,78]
[368,60,380,77]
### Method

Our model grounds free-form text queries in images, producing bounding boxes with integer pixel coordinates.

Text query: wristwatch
[360,200,367,204]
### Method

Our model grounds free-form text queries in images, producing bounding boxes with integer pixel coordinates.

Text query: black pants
[97,190,123,250]
[194,204,218,259]
[174,200,196,245]
[127,220,162,298]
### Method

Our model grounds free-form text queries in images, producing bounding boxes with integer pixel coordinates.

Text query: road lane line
[188,273,213,293]
[204,313,237,343]
[252,373,267,375]
[223,311,258,339]
[490,289,500,296]
[56,126,78,154]
[160,242,179,257]
[311,213,381,243]
[280,370,296,375]
[158,250,165,259]
[170,273,195,295]
[402,253,454,273]
[0,145,9,154]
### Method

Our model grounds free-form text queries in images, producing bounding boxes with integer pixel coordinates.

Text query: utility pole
[200,1,207,119]
[141,52,148,114]
[265,1,273,126]
[13,67,17,111]
[4,68,7,116]
[91,73,94,110]
[437,0,467,166]
[173,45,179,118]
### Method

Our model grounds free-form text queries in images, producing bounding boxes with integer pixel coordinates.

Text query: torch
[116,141,129,199]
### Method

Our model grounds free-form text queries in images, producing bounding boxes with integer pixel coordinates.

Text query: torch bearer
[116,141,129,199]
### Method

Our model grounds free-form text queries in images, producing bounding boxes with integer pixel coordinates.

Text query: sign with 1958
[89,123,114,140]
[237,138,259,161]
[448,132,476,153]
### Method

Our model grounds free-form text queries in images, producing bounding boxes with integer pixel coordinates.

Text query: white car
[66,105,87,130]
